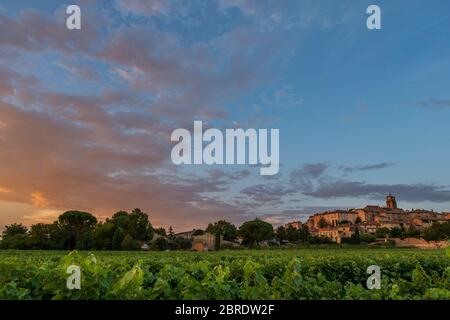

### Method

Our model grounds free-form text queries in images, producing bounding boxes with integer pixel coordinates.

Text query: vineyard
[0,248,449,300]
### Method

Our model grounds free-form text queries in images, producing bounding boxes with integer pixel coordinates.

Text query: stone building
[192,233,222,252]
[301,194,449,240]
[307,210,358,228]
[317,225,355,244]
[284,221,302,229]
[386,193,398,209]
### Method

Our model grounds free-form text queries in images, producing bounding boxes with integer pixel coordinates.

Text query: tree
[168,226,174,240]
[348,228,361,244]
[121,234,139,250]
[0,223,30,249]
[107,209,154,249]
[237,219,274,246]
[360,233,376,243]
[214,233,221,251]
[355,217,362,225]
[128,208,154,241]
[108,211,129,249]
[47,222,68,250]
[58,211,97,250]
[298,225,311,243]
[318,217,328,228]
[206,220,237,241]
[152,237,168,251]
[375,227,390,238]
[286,225,300,242]
[78,229,95,249]
[275,226,287,242]
[154,227,166,237]
[309,235,333,244]
[112,228,125,250]
[0,234,30,249]
[192,229,204,236]
[170,236,192,250]
[0,208,156,251]
[29,223,53,249]
[2,223,28,238]
[422,222,450,241]
[404,228,421,238]
[93,222,114,249]
[389,227,403,239]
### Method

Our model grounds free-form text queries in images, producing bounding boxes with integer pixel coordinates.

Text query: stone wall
[394,238,449,249]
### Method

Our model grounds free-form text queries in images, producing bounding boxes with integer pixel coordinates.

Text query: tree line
[0,209,155,250]
[0,209,319,250]
[1,209,448,250]
[0,209,279,250]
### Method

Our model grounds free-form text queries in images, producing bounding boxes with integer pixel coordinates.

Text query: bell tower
[386,193,397,209]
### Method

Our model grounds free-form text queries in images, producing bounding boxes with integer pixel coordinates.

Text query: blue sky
[0,0,450,230]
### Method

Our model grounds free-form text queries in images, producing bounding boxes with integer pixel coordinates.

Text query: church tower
[386,193,397,209]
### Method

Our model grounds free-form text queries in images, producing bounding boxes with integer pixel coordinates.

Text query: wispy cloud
[115,0,172,16]
[417,98,450,110]
[23,209,61,225]
[340,163,396,174]
[305,181,450,203]
[238,162,450,207]
[260,86,303,109]
[31,192,50,208]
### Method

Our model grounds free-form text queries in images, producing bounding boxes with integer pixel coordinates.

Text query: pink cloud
[0,4,294,230]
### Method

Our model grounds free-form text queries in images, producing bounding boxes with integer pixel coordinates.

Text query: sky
[1,0,450,232]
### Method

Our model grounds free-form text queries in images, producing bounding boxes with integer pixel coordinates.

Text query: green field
[0,248,449,300]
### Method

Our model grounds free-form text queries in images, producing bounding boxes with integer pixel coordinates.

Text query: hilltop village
[168,194,449,251]
[1,194,449,251]
[286,194,450,245]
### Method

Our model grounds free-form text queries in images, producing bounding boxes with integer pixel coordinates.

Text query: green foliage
[318,217,328,228]
[29,223,53,250]
[154,228,166,237]
[275,226,287,242]
[192,229,204,236]
[93,208,153,250]
[0,234,30,250]
[286,226,299,242]
[92,222,113,250]
[168,226,174,239]
[422,222,450,241]
[376,227,390,238]
[2,223,28,238]
[152,237,168,251]
[128,208,154,241]
[348,228,361,244]
[238,219,274,246]
[112,229,125,250]
[206,220,237,241]
[214,233,221,251]
[0,223,30,249]
[404,228,421,238]
[309,235,334,244]
[121,234,139,251]
[390,227,403,239]
[0,249,448,300]
[276,225,311,243]
[359,233,376,243]
[58,211,97,250]
[170,237,192,250]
